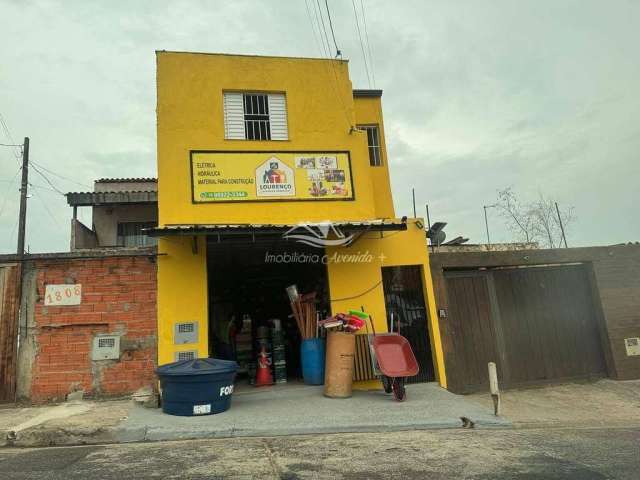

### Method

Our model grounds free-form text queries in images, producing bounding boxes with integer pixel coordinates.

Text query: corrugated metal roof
[95,178,157,183]
[146,220,407,237]
[66,191,158,206]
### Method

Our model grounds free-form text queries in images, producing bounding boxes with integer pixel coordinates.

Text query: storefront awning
[145,219,407,237]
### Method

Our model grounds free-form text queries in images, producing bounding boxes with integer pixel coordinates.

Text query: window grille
[117,222,157,247]
[243,94,271,140]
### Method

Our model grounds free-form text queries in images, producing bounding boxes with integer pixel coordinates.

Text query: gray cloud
[0,0,638,253]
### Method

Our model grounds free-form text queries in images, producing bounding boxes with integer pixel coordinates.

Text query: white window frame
[223,92,288,141]
[358,124,383,166]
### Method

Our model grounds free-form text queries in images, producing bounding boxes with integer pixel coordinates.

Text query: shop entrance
[382,265,436,384]
[206,237,329,384]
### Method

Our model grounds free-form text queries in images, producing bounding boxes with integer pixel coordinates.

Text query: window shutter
[223,92,245,140]
[268,93,289,140]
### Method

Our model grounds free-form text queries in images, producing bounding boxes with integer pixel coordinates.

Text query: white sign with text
[44,284,82,306]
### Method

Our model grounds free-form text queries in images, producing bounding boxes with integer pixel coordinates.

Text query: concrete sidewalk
[119,383,507,443]
[2,378,638,448]
[1,383,506,447]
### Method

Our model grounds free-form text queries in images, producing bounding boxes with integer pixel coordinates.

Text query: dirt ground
[468,378,640,427]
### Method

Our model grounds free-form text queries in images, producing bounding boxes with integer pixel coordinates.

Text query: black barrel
[156,358,238,416]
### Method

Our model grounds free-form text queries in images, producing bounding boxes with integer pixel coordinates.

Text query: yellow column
[325,219,447,388]
[157,236,209,365]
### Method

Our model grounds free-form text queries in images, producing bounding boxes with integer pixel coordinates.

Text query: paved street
[1,427,638,479]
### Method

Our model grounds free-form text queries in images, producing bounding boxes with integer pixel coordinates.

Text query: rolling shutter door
[223,92,245,140]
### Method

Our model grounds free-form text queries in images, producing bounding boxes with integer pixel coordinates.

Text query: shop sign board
[191,151,354,202]
[44,284,82,306]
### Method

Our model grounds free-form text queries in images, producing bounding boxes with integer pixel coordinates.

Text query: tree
[495,187,574,249]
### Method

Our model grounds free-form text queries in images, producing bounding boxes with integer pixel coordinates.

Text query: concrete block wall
[22,253,157,403]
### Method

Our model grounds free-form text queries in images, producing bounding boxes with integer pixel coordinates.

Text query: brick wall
[28,254,157,402]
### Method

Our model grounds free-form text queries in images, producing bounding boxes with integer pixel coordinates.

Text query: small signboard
[624,338,640,356]
[44,284,82,306]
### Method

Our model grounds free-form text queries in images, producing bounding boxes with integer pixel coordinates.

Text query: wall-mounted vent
[175,351,197,362]
[174,322,198,345]
[98,337,116,349]
[178,323,194,333]
[91,335,120,361]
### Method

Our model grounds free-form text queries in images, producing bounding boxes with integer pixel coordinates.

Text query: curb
[3,416,510,448]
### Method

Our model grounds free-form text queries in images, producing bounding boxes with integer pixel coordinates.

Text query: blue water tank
[300,338,325,385]
[156,358,238,416]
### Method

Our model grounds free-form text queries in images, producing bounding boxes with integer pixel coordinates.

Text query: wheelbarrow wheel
[381,376,393,394]
[392,377,406,402]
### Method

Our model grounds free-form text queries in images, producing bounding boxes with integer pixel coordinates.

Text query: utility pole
[555,201,568,248]
[483,204,496,251]
[412,188,416,218]
[425,204,433,253]
[17,137,29,258]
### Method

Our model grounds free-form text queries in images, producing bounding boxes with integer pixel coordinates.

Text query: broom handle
[361,305,376,337]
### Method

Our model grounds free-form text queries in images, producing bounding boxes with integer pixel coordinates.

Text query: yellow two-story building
[152,51,446,388]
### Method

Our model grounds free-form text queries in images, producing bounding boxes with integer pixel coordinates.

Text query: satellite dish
[426,222,447,246]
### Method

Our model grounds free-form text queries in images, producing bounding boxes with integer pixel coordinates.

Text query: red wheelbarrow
[363,310,419,401]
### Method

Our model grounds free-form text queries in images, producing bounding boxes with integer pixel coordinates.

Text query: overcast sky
[1,0,638,253]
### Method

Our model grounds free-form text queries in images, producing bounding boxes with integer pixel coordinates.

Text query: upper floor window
[117,222,157,247]
[224,92,288,141]
[358,125,383,166]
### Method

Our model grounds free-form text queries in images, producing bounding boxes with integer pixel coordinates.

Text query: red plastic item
[255,347,273,386]
[372,334,419,378]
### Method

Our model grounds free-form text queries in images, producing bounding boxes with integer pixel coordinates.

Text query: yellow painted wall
[353,96,395,219]
[326,219,447,388]
[155,52,445,386]
[156,52,395,226]
[157,236,208,365]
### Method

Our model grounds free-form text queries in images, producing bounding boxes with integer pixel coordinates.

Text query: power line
[0,143,23,147]
[9,216,20,248]
[324,0,341,57]
[304,0,325,58]
[28,182,64,195]
[314,0,333,58]
[0,112,22,163]
[30,160,92,189]
[30,164,66,195]
[307,0,353,129]
[351,0,372,88]
[359,0,376,86]
[0,166,21,219]
[32,188,62,229]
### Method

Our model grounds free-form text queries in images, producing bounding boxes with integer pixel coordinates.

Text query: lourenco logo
[283,221,355,248]
[256,156,295,197]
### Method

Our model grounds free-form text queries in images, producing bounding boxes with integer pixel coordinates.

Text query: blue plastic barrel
[300,338,325,385]
[156,358,238,416]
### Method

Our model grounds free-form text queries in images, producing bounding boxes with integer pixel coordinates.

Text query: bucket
[324,331,355,398]
[300,338,325,385]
